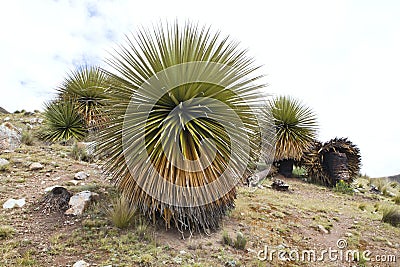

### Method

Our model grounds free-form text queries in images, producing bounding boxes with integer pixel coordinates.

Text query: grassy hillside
[1,113,399,266]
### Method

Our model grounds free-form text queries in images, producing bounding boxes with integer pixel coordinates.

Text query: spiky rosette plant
[42,100,87,143]
[269,96,318,177]
[302,138,361,186]
[57,66,110,131]
[97,22,269,232]
[320,137,361,182]
[301,140,330,185]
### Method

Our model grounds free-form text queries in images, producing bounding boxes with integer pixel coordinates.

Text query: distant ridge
[0,107,10,114]
[389,174,400,183]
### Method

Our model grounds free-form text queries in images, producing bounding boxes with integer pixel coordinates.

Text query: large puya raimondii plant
[269,96,318,177]
[96,22,272,232]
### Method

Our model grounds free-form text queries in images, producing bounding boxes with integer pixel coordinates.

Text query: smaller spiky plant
[42,100,87,143]
[269,96,318,177]
[302,138,361,186]
[57,66,110,131]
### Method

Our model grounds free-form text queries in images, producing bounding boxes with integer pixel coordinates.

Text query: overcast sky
[0,0,399,177]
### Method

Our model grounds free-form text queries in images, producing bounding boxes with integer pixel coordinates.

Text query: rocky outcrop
[0,122,21,152]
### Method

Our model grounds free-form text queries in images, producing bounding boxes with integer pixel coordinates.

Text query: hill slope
[0,113,399,266]
[0,107,9,114]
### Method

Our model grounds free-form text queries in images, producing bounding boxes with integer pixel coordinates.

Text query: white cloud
[0,0,399,176]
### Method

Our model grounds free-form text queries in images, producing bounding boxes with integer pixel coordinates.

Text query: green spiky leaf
[42,100,87,142]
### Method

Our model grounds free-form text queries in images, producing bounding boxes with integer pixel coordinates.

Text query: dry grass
[0,225,15,239]
[21,130,35,146]
[106,194,138,229]
[382,205,400,227]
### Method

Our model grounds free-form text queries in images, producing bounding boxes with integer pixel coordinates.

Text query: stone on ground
[29,162,44,171]
[74,171,89,180]
[0,158,10,169]
[65,191,99,216]
[3,198,26,209]
[0,123,21,151]
[72,260,89,267]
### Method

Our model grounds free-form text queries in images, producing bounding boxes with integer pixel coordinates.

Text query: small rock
[179,250,187,255]
[45,173,51,177]
[29,162,44,171]
[225,260,237,267]
[370,185,381,194]
[65,191,99,216]
[66,180,80,186]
[0,158,10,169]
[317,225,329,234]
[173,256,182,264]
[3,117,10,122]
[345,233,353,237]
[3,198,26,209]
[74,171,89,180]
[353,189,360,193]
[73,260,89,267]
[271,179,289,191]
[29,118,43,125]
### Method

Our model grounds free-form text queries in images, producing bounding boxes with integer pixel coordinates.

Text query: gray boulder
[0,158,10,170]
[0,123,21,151]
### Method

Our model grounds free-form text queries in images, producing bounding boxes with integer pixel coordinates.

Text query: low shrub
[21,130,34,146]
[0,225,16,239]
[382,206,400,227]
[334,180,354,195]
[233,232,247,250]
[106,194,138,229]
